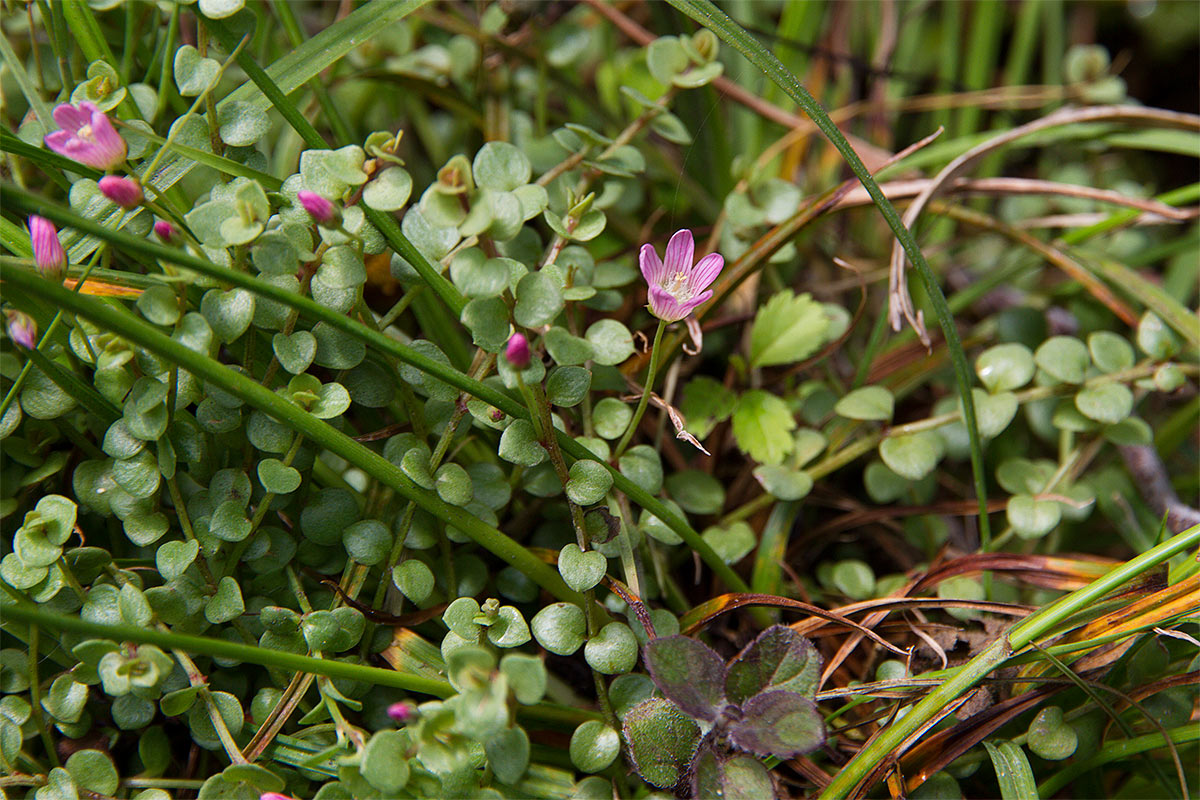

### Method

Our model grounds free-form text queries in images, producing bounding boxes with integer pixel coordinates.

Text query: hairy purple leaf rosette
[44,101,127,171]
[28,215,66,280]
[623,626,824,795]
[640,228,724,323]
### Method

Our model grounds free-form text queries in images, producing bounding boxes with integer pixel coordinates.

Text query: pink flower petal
[689,253,724,292]
[52,103,89,133]
[678,288,713,317]
[639,243,667,285]
[663,229,695,275]
[648,284,687,322]
[88,108,127,164]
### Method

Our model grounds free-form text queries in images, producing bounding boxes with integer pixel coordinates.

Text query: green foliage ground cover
[1,1,1197,798]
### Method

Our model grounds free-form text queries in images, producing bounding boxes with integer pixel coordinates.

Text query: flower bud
[505,333,531,369]
[29,215,66,280]
[5,310,37,349]
[297,190,340,226]
[387,701,417,723]
[98,175,143,209]
[153,220,178,243]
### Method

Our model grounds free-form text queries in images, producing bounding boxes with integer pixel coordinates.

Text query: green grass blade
[201,8,466,318]
[983,740,1040,800]
[665,0,991,549]
[0,184,746,591]
[2,265,583,607]
[1037,725,1199,798]
[23,347,121,425]
[0,35,56,141]
[818,523,1200,798]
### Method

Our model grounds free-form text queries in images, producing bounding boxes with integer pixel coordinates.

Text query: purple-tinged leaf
[691,747,775,800]
[725,625,821,704]
[622,698,702,790]
[728,690,825,758]
[644,635,726,721]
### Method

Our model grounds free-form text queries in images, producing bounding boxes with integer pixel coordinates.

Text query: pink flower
[29,215,66,280]
[98,175,143,209]
[639,229,723,323]
[153,220,178,243]
[504,333,531,369]
[387,701,417,723]
[5,310,37,349]
[44,102,127,171]
[259,794,298,800]
[297,190,339,226]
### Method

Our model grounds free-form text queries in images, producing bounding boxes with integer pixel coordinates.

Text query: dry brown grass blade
[900,688,1057,793]
[933,201,1141,326]
[678,592,908,655]
[1014,573,1200,684]
[911,551,1132,593]
[887,104,1200,343]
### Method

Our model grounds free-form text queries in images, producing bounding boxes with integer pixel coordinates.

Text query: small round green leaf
[514,272,564,328]
[1035,336,1089,384]
[1027,706,1078,760]
[570,721,620,773]
[257,458,301,494]
[975,343,1035,392]
[592,397,632,440]
[392,559,434,603]
[1075,382,1134,424]
[1007,494,1061,539]
[558,544,607,592]
[531,602,586,656]
[584,320,634,366]
[584,622,638,674]
[879,432,943,481]
[834,386,894,421]
[1088,331,1135,373]
[473,141,532,192]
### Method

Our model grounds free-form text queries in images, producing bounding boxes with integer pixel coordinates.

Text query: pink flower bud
[29,215,66,280]
[505,333,531,369]
[5,310,37,350]
[154,220,178,243]
[297,190,339,226]
[387,701,417,723]
[98,175,143,209]
[44,102,127,171]
[259,794,298,800]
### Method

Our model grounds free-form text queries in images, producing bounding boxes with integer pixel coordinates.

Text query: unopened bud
[98,175,143,209]
[505,333,531,369]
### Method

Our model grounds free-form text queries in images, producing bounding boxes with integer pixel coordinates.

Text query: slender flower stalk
[615,229,724,458]
[640,228,724,323]
[614,319,666,459]
[44,102,127,171]
[98,175,143,208]
[29,215,66,280]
